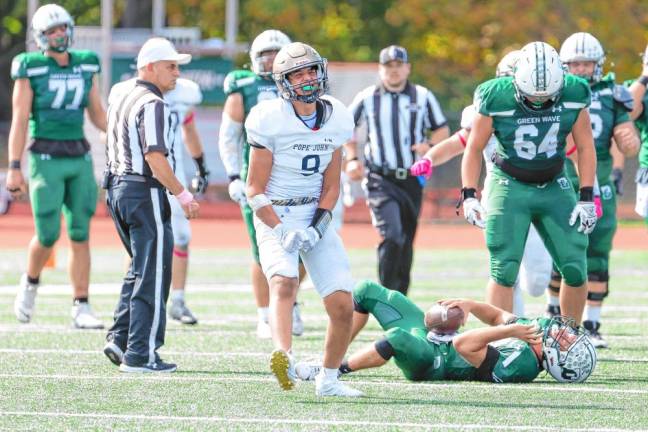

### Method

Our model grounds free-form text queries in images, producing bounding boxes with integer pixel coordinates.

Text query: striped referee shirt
[106,80,172,176]
[349,81,447,170]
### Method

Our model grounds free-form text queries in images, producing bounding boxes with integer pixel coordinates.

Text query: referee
[102,38,199,373]
[344,45,449,295]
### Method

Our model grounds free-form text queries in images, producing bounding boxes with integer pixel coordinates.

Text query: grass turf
[0,248,646,431]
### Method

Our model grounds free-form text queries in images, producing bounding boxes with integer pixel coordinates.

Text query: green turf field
[0,247,647,431]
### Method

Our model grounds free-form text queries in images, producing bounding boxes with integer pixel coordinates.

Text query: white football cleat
[315,373,363,397]
[14,274,38,323]
[270,349,296,391]
[296,361,329,381]
[71,302,104,329]
[292,302,304,336]
[169,299,198,325]
[257,319,272,339]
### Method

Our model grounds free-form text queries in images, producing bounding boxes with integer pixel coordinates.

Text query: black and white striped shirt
[349,82,447,170]
[106,80,171,176]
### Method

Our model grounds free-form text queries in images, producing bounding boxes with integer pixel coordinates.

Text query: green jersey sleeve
[72,50,101,74]
[10,53,29,80]
[223,69,256,96]
[561,74,591,109]
[474,77,517,117]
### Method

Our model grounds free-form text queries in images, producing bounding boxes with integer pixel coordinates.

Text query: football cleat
[270,349,296,390]
[315,373,363,397]
[292,302,304,336]
[256,319,272,339]
[583,320,609,349]
[103,341,124,366]
[71,302,104,329]
[119,360,177,373]
[169,299,198,325]
[295,361,322,381]
[14,274,38,323]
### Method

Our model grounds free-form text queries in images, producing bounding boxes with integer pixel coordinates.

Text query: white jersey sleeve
[245,101,276,151]
[460,104,476,130]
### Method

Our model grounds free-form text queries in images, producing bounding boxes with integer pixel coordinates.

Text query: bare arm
[182,113,204,158]
[612,121,640,157]
[422,131,467,167]
[440,298,515,327]
[628,64,648,120]
[246,146,281,228]
[6,79,33,197]
[571,109,596,189]
[145,151,185,195]
[611,139,625,170]
[318,148,342,210]
[461,114,492,189]
[343,136,364,181]
[429,124,450,145]
[86,75,107,132]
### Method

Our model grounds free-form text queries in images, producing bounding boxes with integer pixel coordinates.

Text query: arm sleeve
[137,101,169,155]
[424,89,448,130]
[218,111,244,177]
[244,106,273,151]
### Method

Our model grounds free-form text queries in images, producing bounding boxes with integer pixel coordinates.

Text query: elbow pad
[218,112,244,177]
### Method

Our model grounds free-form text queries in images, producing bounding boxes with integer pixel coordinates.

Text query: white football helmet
[250,30,292,77]
[496,50,521,78]
[273,42,328,104]
[32,3,74,53]
[542,317,597,383]
[513,42,564,111]
[560,32,605,82]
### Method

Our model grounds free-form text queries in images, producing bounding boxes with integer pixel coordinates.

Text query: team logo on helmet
[560,32,606,83]
[496,50,521,78]
[541,316,597,383]
[31,4,74,53]
[272,42,329,104]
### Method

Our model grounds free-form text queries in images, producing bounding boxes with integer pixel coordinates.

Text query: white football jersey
[245,95,353,200]
[460,104,498,172]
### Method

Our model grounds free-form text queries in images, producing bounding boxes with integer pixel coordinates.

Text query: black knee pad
[374,338,394,361]
[587,285,609,302]
[588,271,609,282]
[353,297,369,314]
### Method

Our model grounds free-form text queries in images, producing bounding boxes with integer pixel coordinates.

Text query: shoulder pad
[223,70,256,95]
[612,84,633,112]
[166,78,203,106]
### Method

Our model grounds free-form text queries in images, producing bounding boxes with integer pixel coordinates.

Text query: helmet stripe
[535,42,546,92]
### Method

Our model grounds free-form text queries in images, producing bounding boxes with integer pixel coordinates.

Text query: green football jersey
[566,74,630,183]
[222,69,279,178]
[11,50,100,141]
[625,79,648,168]
[475,75,591,171]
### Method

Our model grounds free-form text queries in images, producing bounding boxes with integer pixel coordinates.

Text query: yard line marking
[0,373,646,395]
[0,411,642,431]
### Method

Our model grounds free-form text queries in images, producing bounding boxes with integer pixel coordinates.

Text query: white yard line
[0,411,643,431]
[0,372,646,395]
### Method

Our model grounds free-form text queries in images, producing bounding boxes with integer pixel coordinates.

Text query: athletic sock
[258,307,269,323]
[323,367,339,380]
[171,290,185,302]
[585,305,601,323]
[547,294,560,306]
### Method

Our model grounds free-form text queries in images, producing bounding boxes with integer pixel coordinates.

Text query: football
[424,304,465,334]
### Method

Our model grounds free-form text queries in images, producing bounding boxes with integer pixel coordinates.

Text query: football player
[109,75,208,325]
[218,30,305,339]
[460,41,597,325]
[295,280,597,385]
[411,50,552,317]
[544,33,639,348]
[245,42,362,397]
[7,4,106,328]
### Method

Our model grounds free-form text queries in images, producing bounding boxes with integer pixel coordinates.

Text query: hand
[410,158,433,179]
[463,198,487,229]
[509,323,543,345]
[594,196,603,219]
[345,159,364,181]
[569,201,597,234]
[5,169,25,200]
[438,299,472,325]
[272,223,304,253]
[228,178,247,205]
[299,227,321,253]
[191,172,209,194]
[611,168,623,196]
[182,200,200,219]
[411,142,431,157]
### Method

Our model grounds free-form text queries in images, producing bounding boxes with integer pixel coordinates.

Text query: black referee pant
[105,176,173,367]
[366,172,422,295]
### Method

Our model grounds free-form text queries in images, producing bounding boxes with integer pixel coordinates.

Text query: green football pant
[486,169,588,287]
[241,203,260,264]
[28,153,97,247]
[353,280,441,380]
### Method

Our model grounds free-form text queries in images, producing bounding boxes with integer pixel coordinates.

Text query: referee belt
[106,173,164,189]
[367,162,412,180]
[271,196,318,206]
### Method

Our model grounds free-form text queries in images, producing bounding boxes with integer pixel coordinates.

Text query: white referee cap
[137,37,191,69]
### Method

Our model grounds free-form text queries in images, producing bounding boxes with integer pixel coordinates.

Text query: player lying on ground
[296,280,596,384]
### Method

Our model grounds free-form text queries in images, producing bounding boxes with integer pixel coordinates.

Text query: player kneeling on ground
[296,280,596,384]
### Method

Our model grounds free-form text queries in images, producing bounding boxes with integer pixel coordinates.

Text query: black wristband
[639,76,648,87]
[310,208,333,238]
[228,174,241,182]
[461,187,477,200]
[193,154,208,176]
[579,187,594,202]
[9,160,21,170]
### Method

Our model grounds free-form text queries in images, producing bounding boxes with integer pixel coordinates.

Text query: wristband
[9,160,21,169]
[461,187,477,200]
[248,193,272,212]
[228,174,241,182]
[579,187,594,202]
[176,189,194,206]
[639,76,648,87]
[456,130,467,147]
[346,156,359,162]
[193,154,208,176]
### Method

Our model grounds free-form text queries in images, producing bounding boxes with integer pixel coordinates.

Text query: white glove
[272,223,304,253]
[228,179,247,205]
[299,227,321,253]
[463,198,487,229]
[569,201,597,234]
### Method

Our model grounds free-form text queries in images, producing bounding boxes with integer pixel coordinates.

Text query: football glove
[191,155,210,194]
[569,202,597,234]
[272,223,304,253]
[299,227,320,253]
[611,168,623,196]
[463,198,487,229]
[410,158,433,179]
[228,178,247,205]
